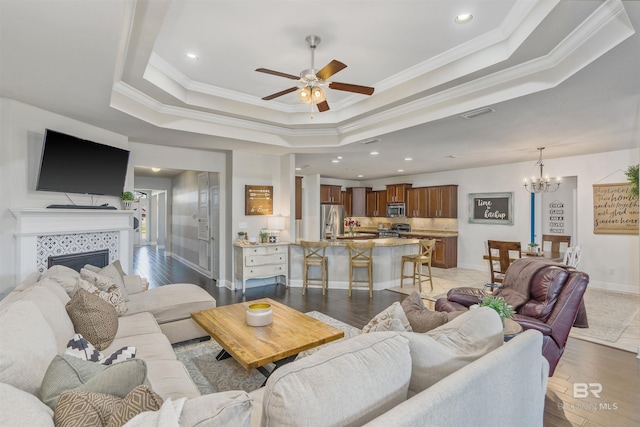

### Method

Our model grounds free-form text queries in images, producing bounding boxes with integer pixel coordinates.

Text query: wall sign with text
[593,183,638,234]
[468,192,514,225]
[245,185,273,215]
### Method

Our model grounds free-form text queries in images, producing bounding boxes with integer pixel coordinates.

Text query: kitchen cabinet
[366,190,386,217]
[348,187,370,217]
[406,187,428,218]
[342,190,352,217]
[320,185,342,204]
[386,184,411,203]
[234,243,288,294]
[426,185,458,218]
[405,234,458,268]
[295,176,303,220]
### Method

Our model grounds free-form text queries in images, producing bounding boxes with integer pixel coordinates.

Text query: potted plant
[527,242,539,253]
[479,294,515,325]
[259,230,270,243]
[121,191,134,210]
[237,231,247,241]
[626,164,638,199]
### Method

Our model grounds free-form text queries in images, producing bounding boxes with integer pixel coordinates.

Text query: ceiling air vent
[460,107,495,119]
[359,138,380,145]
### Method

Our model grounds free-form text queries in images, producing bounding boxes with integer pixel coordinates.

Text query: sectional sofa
[0,265,549,426]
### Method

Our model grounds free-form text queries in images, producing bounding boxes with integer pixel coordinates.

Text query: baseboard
[169,253,213,279]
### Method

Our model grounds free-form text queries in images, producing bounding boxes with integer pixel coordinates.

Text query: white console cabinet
[233,243,289,294]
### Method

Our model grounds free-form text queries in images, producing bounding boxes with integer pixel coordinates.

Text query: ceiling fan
[256,35,375,114]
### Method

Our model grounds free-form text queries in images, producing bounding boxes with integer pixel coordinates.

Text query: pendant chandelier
[523,147,561,193]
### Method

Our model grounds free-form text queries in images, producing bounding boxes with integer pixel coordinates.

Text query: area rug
[387,267,486,301]
[173,311,362,395]
[569,288,639,349]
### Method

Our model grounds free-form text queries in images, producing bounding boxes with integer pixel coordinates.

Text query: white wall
[361,149,639,294]
[0,99,130,294]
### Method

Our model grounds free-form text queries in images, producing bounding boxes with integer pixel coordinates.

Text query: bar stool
[300,240,329,295]
[400,239,436,292]
[346,241,375,298]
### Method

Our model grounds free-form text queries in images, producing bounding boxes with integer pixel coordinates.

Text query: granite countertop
[356,227,458,237]
[234,241,291,247]
[292,238,419,247]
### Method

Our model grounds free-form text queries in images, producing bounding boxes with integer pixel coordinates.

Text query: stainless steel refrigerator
[320,204,344,240]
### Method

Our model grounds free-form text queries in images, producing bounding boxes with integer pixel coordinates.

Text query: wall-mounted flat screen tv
[36,129,130,197]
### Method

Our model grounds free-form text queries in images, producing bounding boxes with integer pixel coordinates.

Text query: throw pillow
[400,307,504,395]
[362,301,412,333]
[41,265,81,296]
[97,262,130,301]
[401,292,449,332]
[66,288,118,351]
[53,385,162,427]
[39,354,147,409]
[65,334,136,365]
[106,385,163,427]
[363,317,406,333]
[54,389,121,427]
[78,278,128,316]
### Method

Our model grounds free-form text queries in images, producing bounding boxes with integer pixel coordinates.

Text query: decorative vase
[349,225,355,236]
[122,200,132,210]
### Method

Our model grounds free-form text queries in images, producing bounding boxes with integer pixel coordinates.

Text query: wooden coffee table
[191,298,344,380]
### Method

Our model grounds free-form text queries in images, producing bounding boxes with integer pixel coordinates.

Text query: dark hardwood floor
[133,245,640,427]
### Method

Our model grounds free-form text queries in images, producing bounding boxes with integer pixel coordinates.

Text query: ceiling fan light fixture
[311,87,326,103]
[297,87,312,104]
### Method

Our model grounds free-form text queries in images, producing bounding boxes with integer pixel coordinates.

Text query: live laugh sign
[468,193,514,225]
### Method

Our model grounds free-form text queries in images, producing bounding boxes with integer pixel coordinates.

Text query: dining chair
[562,245,582,268]
[400,239,436,292]
[346,241,375,298]
[487,240,522,284]
[300,240,329,295]
[542,234,571,254]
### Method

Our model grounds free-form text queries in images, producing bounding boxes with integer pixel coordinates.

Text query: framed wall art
[245,185,273,215]
[468,192,514,225]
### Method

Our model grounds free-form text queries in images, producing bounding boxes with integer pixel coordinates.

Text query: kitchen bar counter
[356,227,458,238]
[290,238,419,292]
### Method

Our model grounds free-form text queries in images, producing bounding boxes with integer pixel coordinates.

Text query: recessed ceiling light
[295,167,302,171]
[454,13,473,24]
[332,159,339,163]
[404,157,413,161]
[370,151,379,155]
[151,167,161,172]
[397,169,404,172]
[337,156,343,160]
[357,174,364,178]
[186,52,199,60]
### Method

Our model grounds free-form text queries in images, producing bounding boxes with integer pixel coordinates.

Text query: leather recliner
[435,258,589,376]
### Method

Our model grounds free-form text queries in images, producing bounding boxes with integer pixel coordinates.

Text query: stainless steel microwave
[386,203,406,217]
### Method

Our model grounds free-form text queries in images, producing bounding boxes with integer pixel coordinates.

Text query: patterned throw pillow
[66,288,118,351]
[65,334,136,365]
[53,385,162,427]
[362,301,413,333]
[77,278,128,316]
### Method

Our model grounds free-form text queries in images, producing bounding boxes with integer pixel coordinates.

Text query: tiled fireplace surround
[11,209,134,282]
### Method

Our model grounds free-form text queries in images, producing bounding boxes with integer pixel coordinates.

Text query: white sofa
[0,266,549,426]
[0,266,252,426]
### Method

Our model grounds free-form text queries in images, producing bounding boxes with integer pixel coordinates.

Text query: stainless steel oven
[386,203,406,217]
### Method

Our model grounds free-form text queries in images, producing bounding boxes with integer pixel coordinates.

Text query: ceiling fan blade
[316,100,330,112]
[261,87,298,101]
[316,60,347,81]
[329,81,375,95]
[255,68,300,80]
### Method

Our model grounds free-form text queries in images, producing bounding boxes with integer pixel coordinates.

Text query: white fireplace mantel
[11,208,134,282]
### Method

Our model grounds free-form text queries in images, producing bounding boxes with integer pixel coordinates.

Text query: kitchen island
[289,238,419,292]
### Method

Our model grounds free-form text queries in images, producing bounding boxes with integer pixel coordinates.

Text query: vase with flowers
[344,218,360,236]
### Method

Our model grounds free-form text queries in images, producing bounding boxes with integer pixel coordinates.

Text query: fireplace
[11,208,133,282]
[48,249,110,272]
